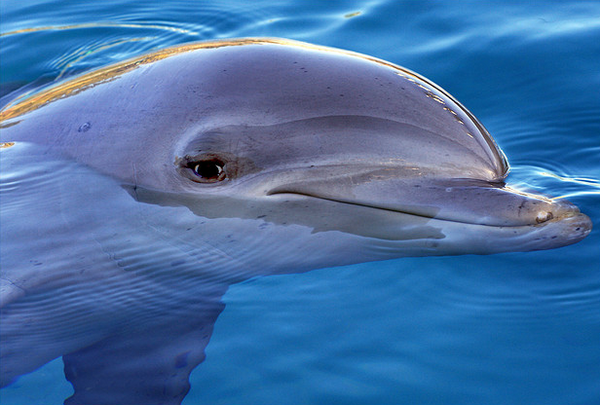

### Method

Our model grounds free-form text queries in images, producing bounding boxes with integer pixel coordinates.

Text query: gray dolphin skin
[0,38,592,404]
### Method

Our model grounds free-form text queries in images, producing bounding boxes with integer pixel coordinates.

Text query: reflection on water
[0,22,198,38]
[509,165,600,201]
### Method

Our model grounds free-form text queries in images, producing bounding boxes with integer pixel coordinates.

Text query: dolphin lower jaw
[428,211,593,255]
[265,187,592,252]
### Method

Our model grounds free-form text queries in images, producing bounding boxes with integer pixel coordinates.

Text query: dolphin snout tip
[526,198,592,248]
[567,212,593,238]
[534,197,586,224]
[548,211,593,245]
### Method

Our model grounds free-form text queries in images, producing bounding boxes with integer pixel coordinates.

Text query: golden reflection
[2,37,155,113]
[0,38,449,123]
[0,34,495,159]
[503,185,554,204]
[0,39,273,122]
[0,142,16,149]
[0,22,198,37]
[54,37,153,80]
[425,91,445,104]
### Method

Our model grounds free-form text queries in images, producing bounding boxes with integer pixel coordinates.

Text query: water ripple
[0,22,200,38]
[508,163,600,200]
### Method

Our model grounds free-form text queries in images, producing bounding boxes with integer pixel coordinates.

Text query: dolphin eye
[187,158,226,183]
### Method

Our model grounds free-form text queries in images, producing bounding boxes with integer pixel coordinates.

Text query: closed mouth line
[266,190,561,228]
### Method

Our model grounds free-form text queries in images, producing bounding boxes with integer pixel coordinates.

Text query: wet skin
[0,39,591,404]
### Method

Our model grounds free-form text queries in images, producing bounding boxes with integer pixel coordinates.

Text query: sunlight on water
[0,22,200,37]
[540,172,600,200]
[508,164,600,201]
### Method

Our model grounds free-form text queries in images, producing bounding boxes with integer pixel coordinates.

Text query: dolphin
[0,38,591,404]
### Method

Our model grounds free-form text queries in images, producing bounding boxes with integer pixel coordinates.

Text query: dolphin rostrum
[0,38,591,404]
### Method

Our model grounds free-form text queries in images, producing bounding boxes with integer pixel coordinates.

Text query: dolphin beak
[267,173,592,248]
[347,177,587,227]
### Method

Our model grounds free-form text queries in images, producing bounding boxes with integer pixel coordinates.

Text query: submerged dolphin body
[0,39,591,404]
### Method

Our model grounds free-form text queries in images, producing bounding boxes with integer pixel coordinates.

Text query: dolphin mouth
[268,190,584,225]
[267,190,457,222]
[267,188,592,250]
[266,186,592,229]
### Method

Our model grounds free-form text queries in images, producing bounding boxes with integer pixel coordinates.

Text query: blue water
[1,1,599,404]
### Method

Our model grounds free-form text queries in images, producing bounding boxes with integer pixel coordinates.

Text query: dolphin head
[76,40,591,267]
[1,39,592,273]
[159,117,589,261]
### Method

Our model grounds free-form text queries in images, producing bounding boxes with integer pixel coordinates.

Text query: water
[1,1,599,404]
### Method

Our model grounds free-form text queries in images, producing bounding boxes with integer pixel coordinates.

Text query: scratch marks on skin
[395,72,474,139]
[0,278,27,308]
[131,162,139,198]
